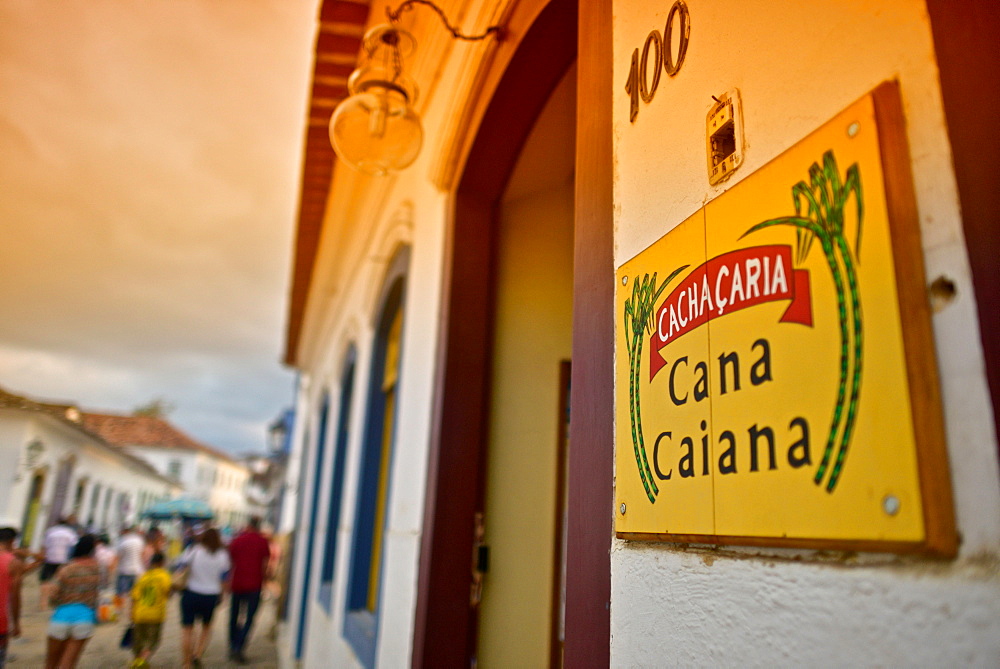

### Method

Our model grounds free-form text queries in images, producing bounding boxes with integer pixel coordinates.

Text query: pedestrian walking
[128,552,172,668]
[116,527,144,617]
[44,534,100,669]
[0,527,26,668]
[93,535,117,593]
[176,527,230,669]
[226,516,270,664]
[40,516,78,607]
[140,527,166,569]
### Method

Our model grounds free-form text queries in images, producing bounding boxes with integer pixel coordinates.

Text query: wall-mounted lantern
[25,438,44,468]
[15,438,45,482]
[328,0,503,175]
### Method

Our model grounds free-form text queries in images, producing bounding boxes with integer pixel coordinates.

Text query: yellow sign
[615,84,955,554]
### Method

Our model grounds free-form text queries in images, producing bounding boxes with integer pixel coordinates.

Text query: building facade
[0,387,181,547]
[83,412,257,529]
[280,1,1000,667]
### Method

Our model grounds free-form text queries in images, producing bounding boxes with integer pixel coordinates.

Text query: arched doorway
[477,62,576,667]
[413,0,578,666]
[46,454,76,529]
[21,470,46,549]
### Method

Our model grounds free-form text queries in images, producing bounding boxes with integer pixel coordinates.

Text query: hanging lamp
[328,0,502,176]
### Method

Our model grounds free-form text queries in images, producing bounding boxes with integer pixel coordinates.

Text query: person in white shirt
[176,527,231,669]
[93,534,117,591]
[115,526,145,602]
[39,516,79,609]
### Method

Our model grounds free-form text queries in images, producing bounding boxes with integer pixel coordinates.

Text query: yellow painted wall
[477,65,575,668]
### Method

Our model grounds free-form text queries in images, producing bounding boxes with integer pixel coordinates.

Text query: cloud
[0,0,317,454]
[0,342,295,454]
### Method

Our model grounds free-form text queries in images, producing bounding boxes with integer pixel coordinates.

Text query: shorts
[40,562,62,582]
[180,590,220,627]
[132,623,162,655]
[117,573,137,596]
[48,603,97,640]
[48,620,95,641]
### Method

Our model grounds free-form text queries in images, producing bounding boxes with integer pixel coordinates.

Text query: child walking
[129,552,171,668]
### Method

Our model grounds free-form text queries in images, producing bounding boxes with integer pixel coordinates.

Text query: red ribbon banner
[649,245,812,380]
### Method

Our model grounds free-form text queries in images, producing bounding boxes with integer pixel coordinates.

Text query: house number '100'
[625,1,691,123]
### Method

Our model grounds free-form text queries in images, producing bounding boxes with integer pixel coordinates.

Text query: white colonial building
[0,386,181,548]
[82,412,257,529]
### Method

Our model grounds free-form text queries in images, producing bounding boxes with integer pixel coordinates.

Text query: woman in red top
[0,527,26,669]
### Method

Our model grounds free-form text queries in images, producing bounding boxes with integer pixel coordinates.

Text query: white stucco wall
[282,1,547,665]
[210,459,252,526]
[0,413,32,526]
[611,0,1000,665]
[132,446,252,525]
[134,448,201,495]
[0,409,179,545]
[280,374,312,667]
[277,377,311,536]
[294,177,449,669]
[284,6,497,655]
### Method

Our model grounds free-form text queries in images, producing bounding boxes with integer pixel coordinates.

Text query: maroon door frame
[924,0,1000,450]
[565,0,613,666]
[411,0,599,667]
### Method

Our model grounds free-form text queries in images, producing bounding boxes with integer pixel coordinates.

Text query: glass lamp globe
[329,25,424,176]
[329,87,423,176]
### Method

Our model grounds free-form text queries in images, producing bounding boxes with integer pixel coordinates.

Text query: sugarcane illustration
[624,266,688,503]
[743,150,863,492]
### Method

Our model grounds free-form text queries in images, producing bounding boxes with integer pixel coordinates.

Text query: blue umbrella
[141,498,214,521]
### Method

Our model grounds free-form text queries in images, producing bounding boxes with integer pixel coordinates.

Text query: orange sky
[0,1,320,453]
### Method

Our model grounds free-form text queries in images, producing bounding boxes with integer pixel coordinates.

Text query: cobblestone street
[7,575,279,668]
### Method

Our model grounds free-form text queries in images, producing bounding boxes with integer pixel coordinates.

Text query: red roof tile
[81,412,237,464]
[0,386,180,485]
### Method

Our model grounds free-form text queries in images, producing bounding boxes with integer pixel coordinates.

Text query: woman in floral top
[45,534,100,669]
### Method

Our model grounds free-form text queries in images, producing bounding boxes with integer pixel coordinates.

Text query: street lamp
[328,0,502,175]
[25,438,44,467]
[267,415,288,454]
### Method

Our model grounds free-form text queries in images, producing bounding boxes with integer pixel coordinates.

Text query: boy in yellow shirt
[129,552,172,668]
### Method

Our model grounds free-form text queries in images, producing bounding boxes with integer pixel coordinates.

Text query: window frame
[317,345,358,612]
[293,392,332,659]
[343,246,409,669]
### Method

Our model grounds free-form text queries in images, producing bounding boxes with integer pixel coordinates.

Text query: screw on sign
[624,1,691,123]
